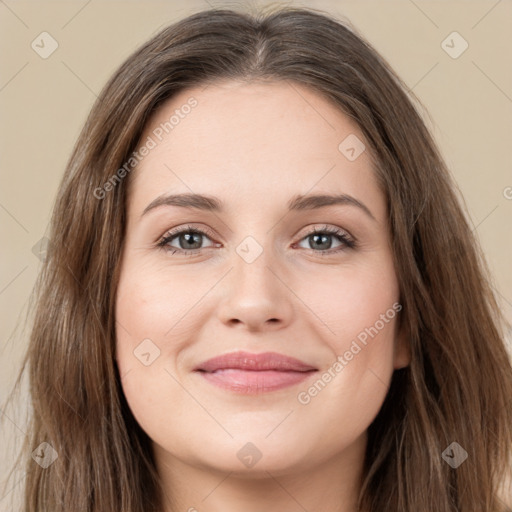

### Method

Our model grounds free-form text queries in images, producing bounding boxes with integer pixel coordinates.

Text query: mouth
[194,351,318,394]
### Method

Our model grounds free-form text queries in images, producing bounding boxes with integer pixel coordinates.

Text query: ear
[393,318,411,370]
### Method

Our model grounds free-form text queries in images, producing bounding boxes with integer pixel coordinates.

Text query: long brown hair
[3,5,511,511]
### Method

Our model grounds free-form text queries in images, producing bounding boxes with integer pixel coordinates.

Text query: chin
[192,437,315,477]
[206,454,308,479]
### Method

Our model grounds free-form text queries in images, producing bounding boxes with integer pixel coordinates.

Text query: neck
[155,432,367,512]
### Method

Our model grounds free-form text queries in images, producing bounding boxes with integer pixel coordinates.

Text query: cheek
[115,258,192,354]
[296,260,400,412]
[114,266,172,396]
[114,257,209,429]
[114,277,187,441]
[304,259,400,354]
[296,315,398,459]
[115,278,174,376]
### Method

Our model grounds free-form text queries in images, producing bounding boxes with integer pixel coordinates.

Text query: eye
[157,225,217,255]
[295,225,356,253]
[156,224,356,256]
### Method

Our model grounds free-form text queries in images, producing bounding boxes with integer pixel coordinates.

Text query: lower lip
[197,369,317,394]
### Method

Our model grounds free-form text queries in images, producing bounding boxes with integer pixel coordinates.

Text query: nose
[216,245,295,332]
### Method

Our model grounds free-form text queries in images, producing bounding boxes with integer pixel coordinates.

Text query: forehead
[128,80,385,221]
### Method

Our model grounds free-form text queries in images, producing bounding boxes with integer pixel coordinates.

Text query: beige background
[1,0,511,508]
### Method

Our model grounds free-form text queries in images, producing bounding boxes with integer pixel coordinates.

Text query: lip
[194,351,318,394]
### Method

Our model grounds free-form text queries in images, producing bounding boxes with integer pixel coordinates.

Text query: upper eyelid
[161,224,216,242]
[160,224,350,237]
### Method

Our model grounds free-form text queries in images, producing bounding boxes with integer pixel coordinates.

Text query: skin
[115,80,410,512]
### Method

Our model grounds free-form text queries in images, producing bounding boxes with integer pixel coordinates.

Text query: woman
[5,5,512,512]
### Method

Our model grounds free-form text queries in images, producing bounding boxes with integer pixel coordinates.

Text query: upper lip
[195,351,317,373]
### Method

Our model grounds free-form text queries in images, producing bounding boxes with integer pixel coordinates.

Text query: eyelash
[156,224,356,257]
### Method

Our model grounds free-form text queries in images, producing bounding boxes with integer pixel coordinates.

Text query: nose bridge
[231,233,280,296]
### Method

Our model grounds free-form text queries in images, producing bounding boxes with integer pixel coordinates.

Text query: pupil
[311,234,331,250]
[182,232,201,249]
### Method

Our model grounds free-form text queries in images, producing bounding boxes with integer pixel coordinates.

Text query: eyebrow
[141,192,376,222]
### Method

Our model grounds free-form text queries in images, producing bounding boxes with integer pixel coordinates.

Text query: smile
[194,351,318,394]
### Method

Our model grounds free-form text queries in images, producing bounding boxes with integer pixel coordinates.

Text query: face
[115,80,409,477]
